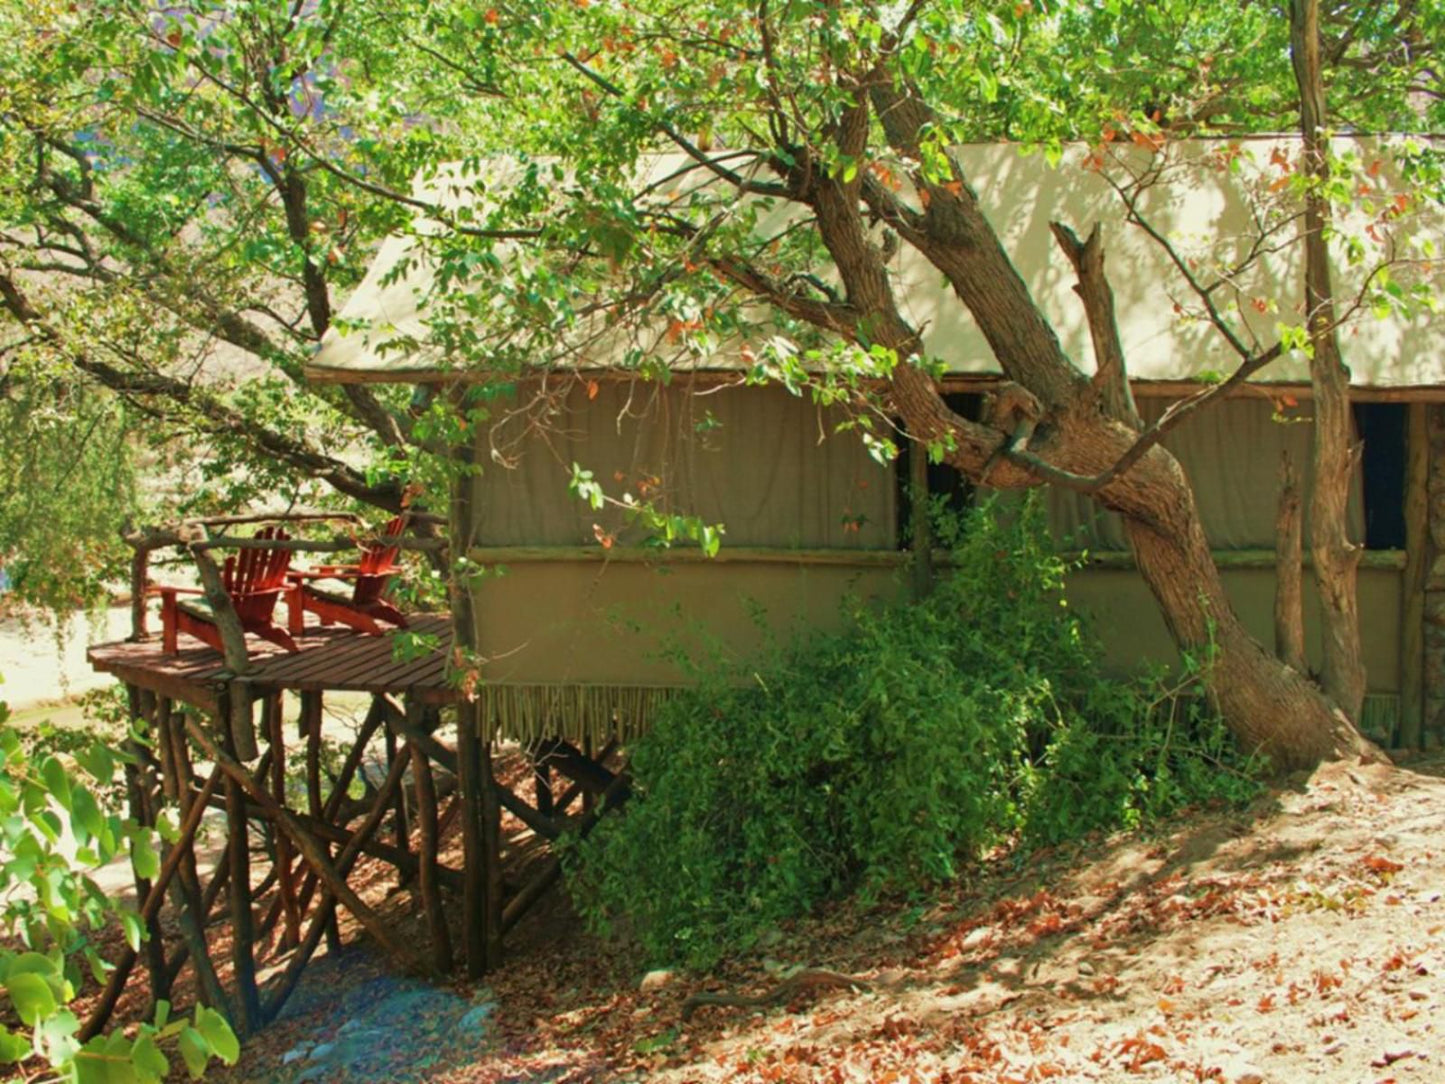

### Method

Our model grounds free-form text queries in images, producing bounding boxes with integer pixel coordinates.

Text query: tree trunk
[1124,507,1367,771]
[725,67,1378,773]
[1292,0,1367,722]
[1275,452,1307,673]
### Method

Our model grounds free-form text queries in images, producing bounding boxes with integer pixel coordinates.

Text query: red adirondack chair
[158,527,301,655]
[286,515,410,636]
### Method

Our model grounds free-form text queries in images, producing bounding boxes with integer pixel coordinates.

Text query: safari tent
[307,135,1445,752]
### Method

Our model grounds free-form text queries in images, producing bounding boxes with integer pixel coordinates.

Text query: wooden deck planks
[87,614,456,709]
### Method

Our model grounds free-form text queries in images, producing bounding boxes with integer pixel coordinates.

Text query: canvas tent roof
[307,136,1445,391]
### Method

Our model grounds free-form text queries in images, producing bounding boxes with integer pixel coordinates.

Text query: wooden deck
[87,613,456,714]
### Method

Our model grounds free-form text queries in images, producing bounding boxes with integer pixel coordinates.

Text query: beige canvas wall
[473,380,896,550]
[470,559,901,687]
[467,558,1402,693]
[1066,565,1403,693]
[461,381,1405,741]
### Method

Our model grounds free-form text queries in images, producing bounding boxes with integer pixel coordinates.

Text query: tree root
[680,969,871,1021]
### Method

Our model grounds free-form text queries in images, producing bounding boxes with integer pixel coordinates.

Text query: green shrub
[564,497,1262,969]
[0,687,238,1082]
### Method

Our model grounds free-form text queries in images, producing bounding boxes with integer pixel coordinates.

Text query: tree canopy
[1,0,1441,761]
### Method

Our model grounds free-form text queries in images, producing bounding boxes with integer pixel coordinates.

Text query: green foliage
[0,687,238,1082]
[565,498,1262,969]
[0,372,139,615]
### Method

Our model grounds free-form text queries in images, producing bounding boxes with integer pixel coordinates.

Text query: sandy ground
[0,606,131,710]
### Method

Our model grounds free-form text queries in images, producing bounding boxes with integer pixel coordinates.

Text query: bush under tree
[566,499,1262,969]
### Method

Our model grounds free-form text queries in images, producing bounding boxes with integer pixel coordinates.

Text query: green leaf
[120,910,143,953]
[73,743,115,785]
[40,756,72,811]
[5,971,57,1026]
[73,1031,133,1084]
[72,787,106,849]
[0,1026,31,1065]
[130,832,159,881]
[131,1032,170,1081]
[177,1026,209,1079]
[195,1006,240,1065]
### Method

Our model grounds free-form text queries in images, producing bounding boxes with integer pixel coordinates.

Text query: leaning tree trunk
[1291,0,1367,723]
[1123,490,1368,771]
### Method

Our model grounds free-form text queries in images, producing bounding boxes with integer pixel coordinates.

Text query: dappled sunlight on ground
[60,748,1445,1083]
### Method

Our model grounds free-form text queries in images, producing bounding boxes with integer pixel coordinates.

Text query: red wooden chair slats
[159,526,301,655]
[287,515,410,637]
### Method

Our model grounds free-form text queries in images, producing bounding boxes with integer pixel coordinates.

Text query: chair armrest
[148,585,206,597]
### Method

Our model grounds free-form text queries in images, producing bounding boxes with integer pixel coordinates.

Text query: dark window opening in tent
[895,392,984,549]
[1353,402,1407,551]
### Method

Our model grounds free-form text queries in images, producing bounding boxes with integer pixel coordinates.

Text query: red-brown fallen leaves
[180,753,1445,1083]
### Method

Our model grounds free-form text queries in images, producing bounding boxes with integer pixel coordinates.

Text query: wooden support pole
[153,695,179,805]
[299,689,340,952]
[185,714,412,970]
[502,764,632,934]
[555,739,619,816]
[437,791,462,842]
[270,694,385,932]
[161,857,232,987]
[265,693,302,950]
[157,705,233,1020]
[123,743,170,1011]
[261,744,422,1022]
[79,765,223,1041]
[323,696,387,823]
[378,694,453,768]
[448,404,495,975]
[229,799,463,892]
[455,700,488,978]
[481,737,504,971]
[1402,402,1429,748]
[536,740,626,797]
[1275,451,1307,673]
[221,693,262,1037]
[384,724,412,888]
[409,702,453,975]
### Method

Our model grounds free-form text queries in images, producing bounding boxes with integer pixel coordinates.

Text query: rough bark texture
[1275,453,1307,673]
[1291,0,1367,723]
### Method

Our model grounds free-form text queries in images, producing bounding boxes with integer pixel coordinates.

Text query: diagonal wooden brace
[184,714,412,970]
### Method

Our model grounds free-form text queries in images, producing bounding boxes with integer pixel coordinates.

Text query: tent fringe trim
[477,683,677,746]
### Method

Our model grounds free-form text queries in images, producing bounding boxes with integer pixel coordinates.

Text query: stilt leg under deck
[265,693,302,950]
[157,697,233,1019]
[408,696,453,974]
[384,724,412,889]
[122,687,170,1011]
[456,699,488,978]
[300,690,341,953]
[481,737,504,970]
[221,691,262,1036]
